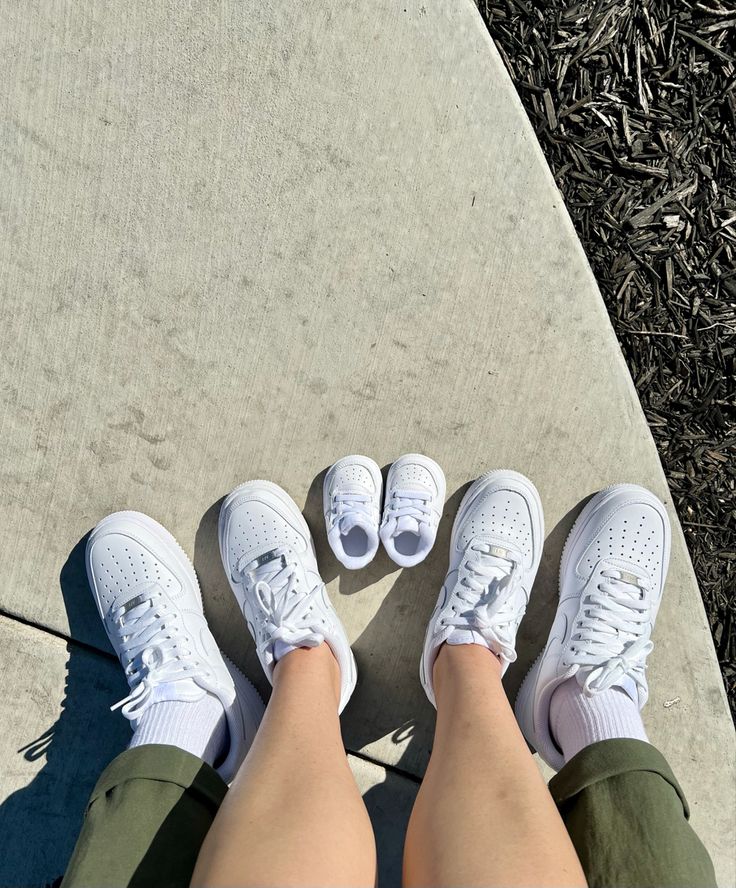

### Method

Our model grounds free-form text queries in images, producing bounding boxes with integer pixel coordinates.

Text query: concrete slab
[0,616,418,888]
[0,0,733,883]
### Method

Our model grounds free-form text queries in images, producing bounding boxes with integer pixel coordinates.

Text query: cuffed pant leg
[62,744,227,888]
[550,738,716,888]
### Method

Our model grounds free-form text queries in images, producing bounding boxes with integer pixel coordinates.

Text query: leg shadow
[503,500,588,703]
[0,535,130,888]
[192,496,266,700]
[361,765,419,888]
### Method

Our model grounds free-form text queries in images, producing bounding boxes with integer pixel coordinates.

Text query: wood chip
[476,0,736,716]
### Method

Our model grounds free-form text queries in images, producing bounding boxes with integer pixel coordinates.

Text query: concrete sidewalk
[0,0,733,885]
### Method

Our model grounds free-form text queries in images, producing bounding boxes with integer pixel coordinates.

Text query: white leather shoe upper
[420,470,544,707]
[515,484,671,770]
[323,455,382,570]
[380,454,446,568]
[86,510,263,783]
[219,480,357,713]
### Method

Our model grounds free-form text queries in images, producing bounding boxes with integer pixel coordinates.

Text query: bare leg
[404,644,587,888]
[191,645,376,888]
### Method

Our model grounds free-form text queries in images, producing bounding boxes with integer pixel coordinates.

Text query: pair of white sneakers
[87,469,669,782]
[323,454,446,570]
[421,470,670,771]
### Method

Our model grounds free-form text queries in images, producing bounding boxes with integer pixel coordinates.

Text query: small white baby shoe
[380,454,445,568]
[323,455,383,569]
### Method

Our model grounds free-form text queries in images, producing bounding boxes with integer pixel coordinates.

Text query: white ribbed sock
[129,693,228,767]
[550,677,648,763]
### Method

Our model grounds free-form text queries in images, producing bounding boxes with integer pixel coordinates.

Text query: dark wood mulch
[475,0,735,717]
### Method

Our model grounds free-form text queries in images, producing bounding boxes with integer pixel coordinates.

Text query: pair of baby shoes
[323,454,445,570]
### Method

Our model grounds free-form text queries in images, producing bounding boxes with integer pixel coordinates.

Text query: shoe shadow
[192,497,266,699]
[0,535,130,888]
[340,482,468,770]
[503,499,588,703]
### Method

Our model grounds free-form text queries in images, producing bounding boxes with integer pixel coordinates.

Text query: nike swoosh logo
[200,628,213,655]
[439,585,449,609]
[559,611,568,642]
[546,612,568,652]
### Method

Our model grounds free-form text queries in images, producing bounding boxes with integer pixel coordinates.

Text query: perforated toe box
[222,498,307,575]
[391,461,438,494]
[577,494,668,587]
[328,462,378,495]
[457,486,536,565]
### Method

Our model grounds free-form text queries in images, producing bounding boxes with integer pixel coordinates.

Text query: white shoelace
[383,489,432,525]
[444,544,522,662]
[111,588,208,721]
[331,492,373,529]
[568,568,652,696]
[237,548,324,657]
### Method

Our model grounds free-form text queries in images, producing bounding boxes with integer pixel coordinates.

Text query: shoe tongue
[112,580,160,612]
[149,678,208,704]
[340,511,373,535]
[248,548,291,584]
[605,560,649,592]
[471,541,517,579]
[391,484,427,536]
[446,629,486,647]
[396,515,421,535]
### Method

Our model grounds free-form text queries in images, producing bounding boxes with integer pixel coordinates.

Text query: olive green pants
[62,738,716,888]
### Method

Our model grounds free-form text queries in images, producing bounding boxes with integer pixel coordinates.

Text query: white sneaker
[421,470,544,707]
[323,455,382,569]
[86,510,264,783]
[515,484,671,770]
[219,480,357,713]
[380,454,446,567]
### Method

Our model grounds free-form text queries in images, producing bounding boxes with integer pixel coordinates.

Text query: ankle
[433,642,502,701]
[273,643,341,706]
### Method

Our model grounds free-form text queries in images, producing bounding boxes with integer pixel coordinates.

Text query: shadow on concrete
[0,535,129,888]
[193,495,267,699]
[504,499,588,703]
